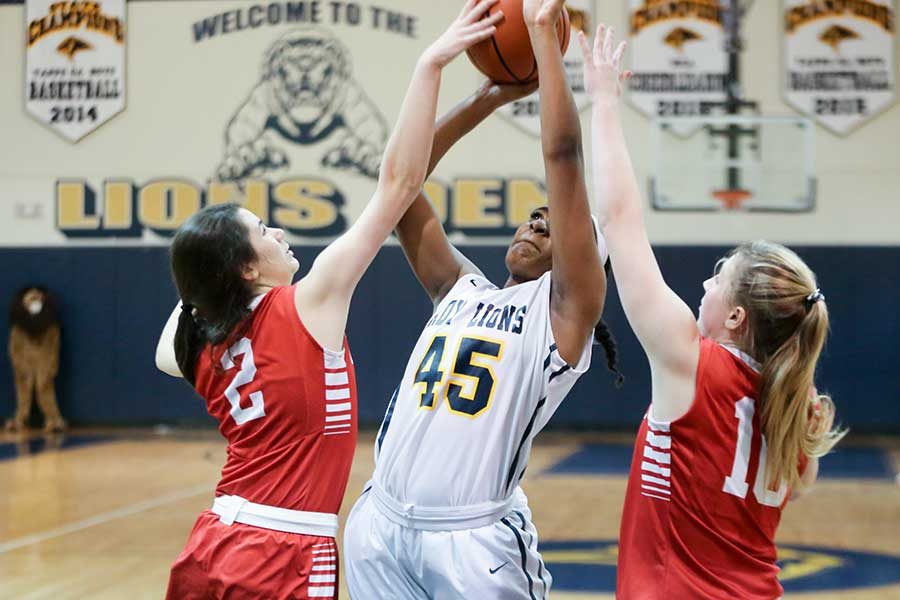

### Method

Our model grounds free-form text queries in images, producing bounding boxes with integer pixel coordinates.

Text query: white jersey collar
[719,343,761,373]
[248,293,266,312]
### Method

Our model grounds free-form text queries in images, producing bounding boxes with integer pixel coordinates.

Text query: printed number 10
[723,397,788,507]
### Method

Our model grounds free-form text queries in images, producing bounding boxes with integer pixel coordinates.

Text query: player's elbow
[583,296,605,329]
[379,162,425,203]
[602,198,641,237]
[543,135,583,165]
[155,346,183,379]
[789,482,815,502]
[159,362,184,379]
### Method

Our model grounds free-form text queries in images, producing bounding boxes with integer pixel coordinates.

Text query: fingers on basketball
[459,0,480,19]
[462,0,499,24]
[460,0,502,44]
[469,27,498,45]
[475,9,504,30]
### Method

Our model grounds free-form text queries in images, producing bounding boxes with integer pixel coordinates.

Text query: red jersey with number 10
[193,285,358,515]
[617,337,789,599]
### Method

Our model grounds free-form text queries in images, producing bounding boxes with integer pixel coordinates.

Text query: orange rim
[712,189,752,210]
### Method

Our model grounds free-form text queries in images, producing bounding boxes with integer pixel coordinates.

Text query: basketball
[466,1,571,84]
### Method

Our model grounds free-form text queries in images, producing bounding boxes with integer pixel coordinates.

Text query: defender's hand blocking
[579,24,632,100]
[523,0,566,28]
[423,0,505,69]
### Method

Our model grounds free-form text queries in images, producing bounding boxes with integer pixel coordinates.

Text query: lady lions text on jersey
[372,272,593,510]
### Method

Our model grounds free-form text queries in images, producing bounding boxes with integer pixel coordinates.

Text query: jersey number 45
[413,335,504,418]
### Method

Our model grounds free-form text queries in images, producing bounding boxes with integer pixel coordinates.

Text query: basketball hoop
[712,189,752,211]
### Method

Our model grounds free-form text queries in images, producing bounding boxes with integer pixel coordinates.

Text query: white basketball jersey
[372,272,592,508]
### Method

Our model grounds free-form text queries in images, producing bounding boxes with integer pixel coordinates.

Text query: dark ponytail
[171,204,257,385]
[174,307,206,386]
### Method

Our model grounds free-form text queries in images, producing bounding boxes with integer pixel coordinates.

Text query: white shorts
[343,487,551,600]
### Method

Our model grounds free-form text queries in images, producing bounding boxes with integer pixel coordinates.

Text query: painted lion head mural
[263,29,353,119]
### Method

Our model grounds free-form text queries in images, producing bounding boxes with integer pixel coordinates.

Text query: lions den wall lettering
[55,178,549,239]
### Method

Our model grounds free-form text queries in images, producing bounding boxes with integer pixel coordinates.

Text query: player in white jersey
[344,1,621,597]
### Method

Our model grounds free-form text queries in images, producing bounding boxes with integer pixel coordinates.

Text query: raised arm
[294,0,503,350]
[396,81,537,305]
[524,0,605,365]
[581,26,700,403]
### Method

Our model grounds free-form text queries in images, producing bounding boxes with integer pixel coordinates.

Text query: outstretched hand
[523,0,566,28]
[578,24,632,101]
[423,0,504,69]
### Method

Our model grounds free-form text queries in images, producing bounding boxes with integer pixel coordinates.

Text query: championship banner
[495,0,594,136]
[25,0,126,142]
[783,0,896,135]
[626,0,729,136]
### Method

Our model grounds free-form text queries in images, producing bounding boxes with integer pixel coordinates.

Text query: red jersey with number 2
[617,337,789,600]
[193,284,358,513]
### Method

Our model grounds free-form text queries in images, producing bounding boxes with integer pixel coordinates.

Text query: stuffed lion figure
[6,286,66,432]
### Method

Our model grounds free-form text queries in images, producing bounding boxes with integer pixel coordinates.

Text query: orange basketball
[466,1,571,84]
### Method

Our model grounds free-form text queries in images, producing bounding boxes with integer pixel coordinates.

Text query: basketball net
[712,189,752,211]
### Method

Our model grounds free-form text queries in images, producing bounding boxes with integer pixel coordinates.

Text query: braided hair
[594,260,624,387]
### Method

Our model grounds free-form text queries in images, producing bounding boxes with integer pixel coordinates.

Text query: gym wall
[1,0,897,430]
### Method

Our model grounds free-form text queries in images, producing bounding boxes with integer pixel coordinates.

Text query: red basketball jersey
[193,285,358,514]
[617,337,790,600]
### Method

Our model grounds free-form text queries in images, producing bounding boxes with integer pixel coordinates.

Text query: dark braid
[594,319,624,388]
[595,260,624,388]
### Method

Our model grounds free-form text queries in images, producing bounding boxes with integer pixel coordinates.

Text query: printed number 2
[413,336,503,418]
[723,397,788,507]
[220,337,266,425]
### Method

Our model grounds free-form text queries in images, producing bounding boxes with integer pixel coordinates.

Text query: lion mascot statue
[6,286,66,432]
[216,28,389,182]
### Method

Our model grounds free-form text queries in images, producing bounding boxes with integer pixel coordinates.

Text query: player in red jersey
[579,26,847,599]
[153,2,506,598]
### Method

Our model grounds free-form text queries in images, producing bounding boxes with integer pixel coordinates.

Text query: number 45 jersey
[372,272,593,509]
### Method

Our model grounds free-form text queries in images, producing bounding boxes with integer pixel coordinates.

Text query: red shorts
[166,510,339,599]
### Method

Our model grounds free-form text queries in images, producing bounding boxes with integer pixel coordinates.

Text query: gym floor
[1,429,898,599]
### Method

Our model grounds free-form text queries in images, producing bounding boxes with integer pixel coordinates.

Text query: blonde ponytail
[729,242,847,491]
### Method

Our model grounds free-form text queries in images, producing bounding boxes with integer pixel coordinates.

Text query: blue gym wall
[1,245,896,432]
[3,0,900,432]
